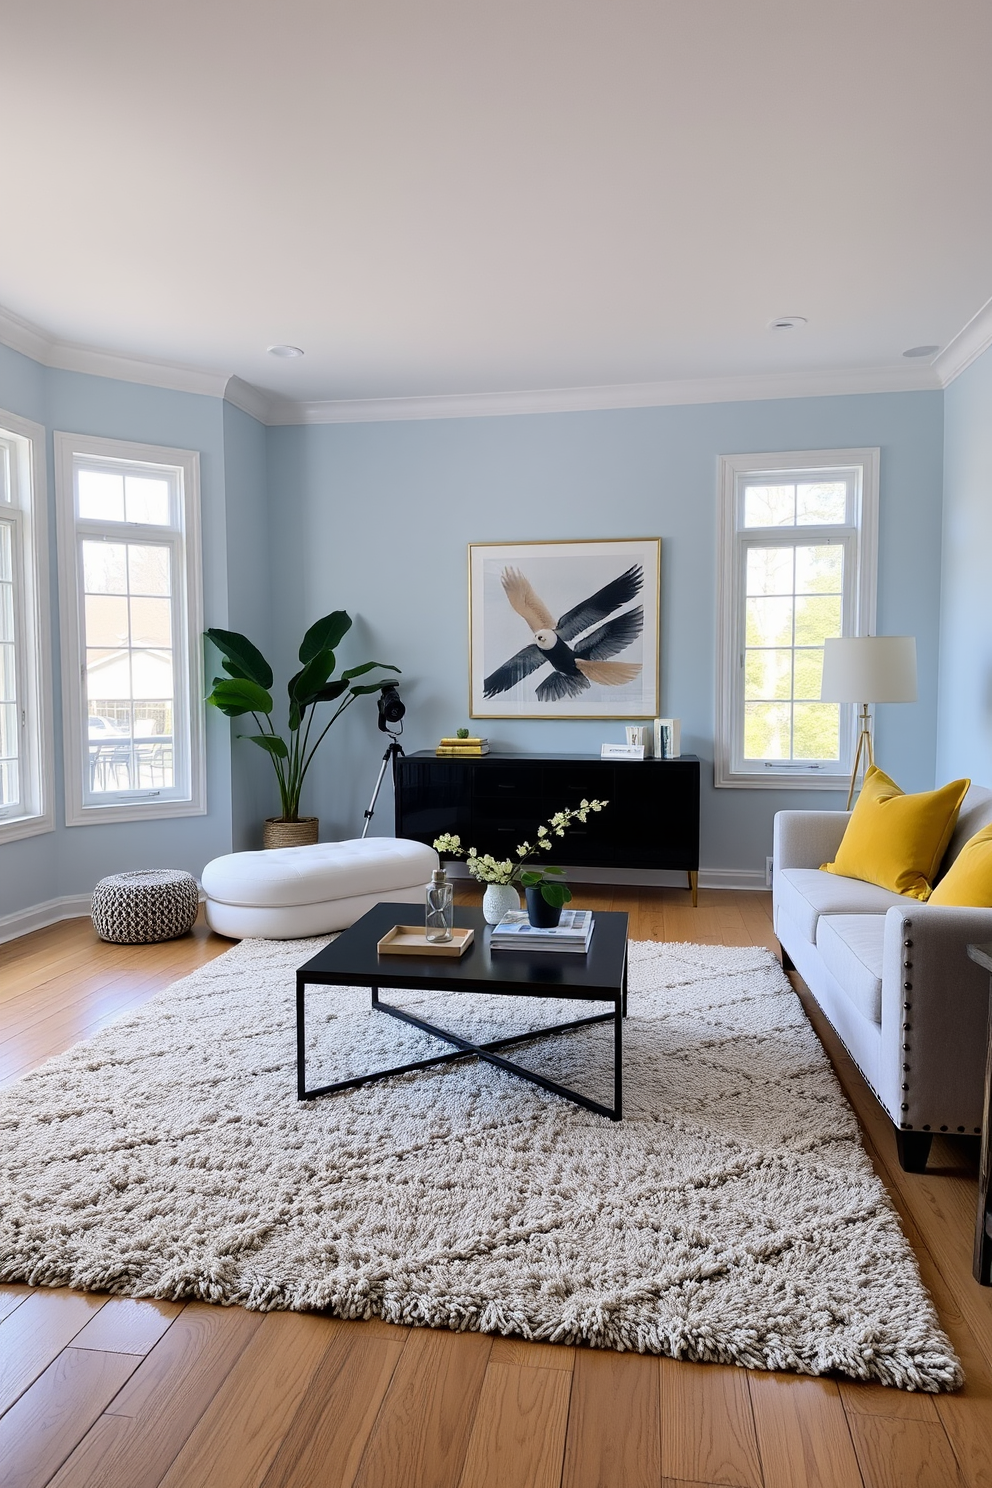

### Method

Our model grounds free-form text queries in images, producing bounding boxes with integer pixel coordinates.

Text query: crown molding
[0,304,56,364]
[932,293,992,387]
[223,375,290,424]
[268,361,941,426]
[0,302,230,397]
[0,297,954,426]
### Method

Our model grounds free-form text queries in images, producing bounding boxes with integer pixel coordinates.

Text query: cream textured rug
[0,937,960,1390]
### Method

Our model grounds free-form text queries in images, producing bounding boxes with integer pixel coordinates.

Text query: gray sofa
[773,785,992,1171]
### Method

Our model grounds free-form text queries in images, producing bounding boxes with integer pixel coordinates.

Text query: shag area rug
[0,937,960,1391]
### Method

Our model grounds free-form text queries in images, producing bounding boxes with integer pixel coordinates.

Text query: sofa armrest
[877,902,992,1131]
[773,810,851,873]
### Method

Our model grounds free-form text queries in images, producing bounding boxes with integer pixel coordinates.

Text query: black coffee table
[296,902,629,1120]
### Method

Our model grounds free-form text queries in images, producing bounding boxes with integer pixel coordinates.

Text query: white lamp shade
[819,636,918,704]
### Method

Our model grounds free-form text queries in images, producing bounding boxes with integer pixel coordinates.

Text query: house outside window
[715,448,879,790]
[55,433,205,825]
[0,409,53,844]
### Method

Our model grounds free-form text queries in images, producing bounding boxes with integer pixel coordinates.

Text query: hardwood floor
[0,888,990,1488]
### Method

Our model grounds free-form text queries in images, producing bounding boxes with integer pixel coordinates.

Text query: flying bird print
[484,563,644,702]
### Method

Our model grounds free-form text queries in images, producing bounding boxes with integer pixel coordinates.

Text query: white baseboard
[0,894,93,945]
[445,864,768,892]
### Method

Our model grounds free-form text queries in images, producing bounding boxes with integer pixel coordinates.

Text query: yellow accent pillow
[821,766,970,901]
[929,824,992,907]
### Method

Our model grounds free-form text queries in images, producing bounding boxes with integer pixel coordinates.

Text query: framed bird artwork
[469,538,661,719]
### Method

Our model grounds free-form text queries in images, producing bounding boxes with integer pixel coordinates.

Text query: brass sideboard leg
[689,870,698,907]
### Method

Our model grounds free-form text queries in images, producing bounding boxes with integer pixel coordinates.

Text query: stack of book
[490,909,594,953]
[435,736,490,756]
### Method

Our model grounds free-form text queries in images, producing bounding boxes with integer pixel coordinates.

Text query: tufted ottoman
[91,869,200,944]
[200,837,439,939]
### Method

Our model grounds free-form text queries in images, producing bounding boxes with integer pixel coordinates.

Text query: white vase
[482,883,521,924]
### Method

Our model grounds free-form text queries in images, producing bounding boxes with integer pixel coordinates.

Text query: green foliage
[205,613,399,822]
[456,727,469,739]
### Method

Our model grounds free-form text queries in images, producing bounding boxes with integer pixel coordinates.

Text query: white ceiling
[2,0,991,407]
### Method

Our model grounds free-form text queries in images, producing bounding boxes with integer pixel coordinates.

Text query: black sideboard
[394,752,700,903]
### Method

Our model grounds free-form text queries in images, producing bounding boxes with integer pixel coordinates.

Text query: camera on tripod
[377,683,405,733]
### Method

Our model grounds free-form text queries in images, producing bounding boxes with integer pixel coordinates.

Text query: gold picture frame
[469,537,661,720]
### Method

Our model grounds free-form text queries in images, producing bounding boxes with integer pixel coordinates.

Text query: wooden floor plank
[0,1346,141,1488]
[659,1357,763,1488]
[456,1360,572,1488]
[71,1298,185,1356]
[748,1372,865,1488]
[155,1312,338,1488]
[837,1379,939,1422]
[847,1414,968,1488]
[260,1328,406,1488]
[351,1327,493,1488]
[49,1302,263,1488]
[561,1349,662,1488]
[0,1283,34,1324]
[489,1338,575,1371]
[0,1289,107,1416]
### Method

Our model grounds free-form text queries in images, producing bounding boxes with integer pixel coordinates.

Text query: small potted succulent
[434,799,607,925]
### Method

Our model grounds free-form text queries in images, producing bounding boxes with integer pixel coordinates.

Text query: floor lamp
[820,636,918,809]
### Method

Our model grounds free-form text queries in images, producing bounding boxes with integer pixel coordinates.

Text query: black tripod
[361,732,405,838]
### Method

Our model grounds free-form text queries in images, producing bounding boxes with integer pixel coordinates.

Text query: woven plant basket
[263,817,319,849]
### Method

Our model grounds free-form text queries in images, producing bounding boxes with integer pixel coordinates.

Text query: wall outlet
[765,856,774,888]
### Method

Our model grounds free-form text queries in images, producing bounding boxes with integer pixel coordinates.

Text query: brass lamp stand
[819,637,918,811]
[847,703,874,811]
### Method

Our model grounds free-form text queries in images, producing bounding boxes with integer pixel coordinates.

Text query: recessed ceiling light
[769,316,807,331]
[267,344,304,358]
[902,344,939,358]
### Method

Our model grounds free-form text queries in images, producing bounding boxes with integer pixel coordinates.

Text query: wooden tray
[377,925,475,957]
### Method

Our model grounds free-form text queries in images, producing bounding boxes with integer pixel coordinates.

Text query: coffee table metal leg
[296,974,307,1101]
[614,996,623,1118]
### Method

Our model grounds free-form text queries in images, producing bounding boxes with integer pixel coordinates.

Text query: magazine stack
[490,909,594,953]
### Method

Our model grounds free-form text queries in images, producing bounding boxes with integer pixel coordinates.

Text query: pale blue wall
[266,390,945,874]
[937,344,992,786]
[0,350,237,921]
[223,401,274,849]
[0,338,952,920]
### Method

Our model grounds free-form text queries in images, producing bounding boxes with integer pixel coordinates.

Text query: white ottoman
[201,837,439,939]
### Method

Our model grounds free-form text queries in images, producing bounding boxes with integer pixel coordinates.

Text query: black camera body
[377,683,405,732]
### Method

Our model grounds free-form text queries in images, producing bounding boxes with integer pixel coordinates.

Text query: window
[716,449,878,789]
[0,410,53,843]
[55,434,205,824]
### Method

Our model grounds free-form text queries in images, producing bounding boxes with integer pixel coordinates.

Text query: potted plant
[205,612,399,848]
[434,799,607,925]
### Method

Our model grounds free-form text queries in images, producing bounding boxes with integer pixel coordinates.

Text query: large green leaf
[299,611,352,664]
[349,680,393,696]
[341,661,400,681]
[290,650,338,708]
[246,733,289,759]
[206,678,273,716]
[221,657,253,681]
[310,679,349,703]
[204,629,274,689]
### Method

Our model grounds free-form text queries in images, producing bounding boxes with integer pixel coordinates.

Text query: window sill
[714,769,850,791]
[0,810,56,846]
[66,796,206,828]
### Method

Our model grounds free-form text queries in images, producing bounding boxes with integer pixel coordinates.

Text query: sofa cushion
[821,766,970,900]
[815,914,886,1024]
[776,868,910,946]
[929,824,992,907]
[201,837,438,908]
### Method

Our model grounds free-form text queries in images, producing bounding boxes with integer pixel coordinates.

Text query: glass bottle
[425,866,454,943]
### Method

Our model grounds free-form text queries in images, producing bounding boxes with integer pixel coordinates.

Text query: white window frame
[0,410,54,844]
[55,432,205,825]
[715,448,879,790]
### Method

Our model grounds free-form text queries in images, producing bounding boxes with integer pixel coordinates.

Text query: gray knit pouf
[91,870,199,945]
